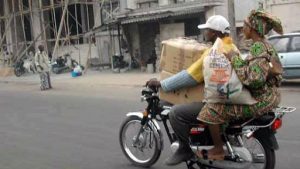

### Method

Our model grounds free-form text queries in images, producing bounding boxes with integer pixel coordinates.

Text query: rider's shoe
[165,147,194,166]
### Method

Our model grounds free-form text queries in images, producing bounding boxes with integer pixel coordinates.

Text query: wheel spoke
[243,137,267,169]
[120,118,160,166]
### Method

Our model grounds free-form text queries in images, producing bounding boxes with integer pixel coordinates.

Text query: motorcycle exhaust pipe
[170,141,179,153]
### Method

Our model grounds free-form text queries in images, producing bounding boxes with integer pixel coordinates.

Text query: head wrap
[246,9,283,37]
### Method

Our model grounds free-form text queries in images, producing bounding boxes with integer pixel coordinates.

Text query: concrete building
[0,0,119,68]
[115,0,282,69]
[234,0,300,36]
[0,0,231,71]
[115,0,226,70]
[264,0,300,33]
[1,0,298,71]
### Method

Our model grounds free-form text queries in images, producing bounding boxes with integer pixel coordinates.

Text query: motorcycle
[119,87,296,169]
[130,56,140,69]
[14,59,26,77]
[51,55,68,74]
[52,54,83,74]
[13,55,36,77]
[112,54,129,72]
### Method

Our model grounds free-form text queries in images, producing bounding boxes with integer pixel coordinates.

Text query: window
[137,0,158,8]
[291,36,300,52]
[269,37,289,53]
[150,2,159,7]
[170,0,185,4]
[139,3,150,8]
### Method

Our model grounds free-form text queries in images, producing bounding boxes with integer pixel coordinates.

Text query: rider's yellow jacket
[187,37,238,83]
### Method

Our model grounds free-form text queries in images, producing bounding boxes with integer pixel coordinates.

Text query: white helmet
[198,15,230,34]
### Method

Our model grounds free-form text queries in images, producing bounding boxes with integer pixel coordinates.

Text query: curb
[0,69,158,88]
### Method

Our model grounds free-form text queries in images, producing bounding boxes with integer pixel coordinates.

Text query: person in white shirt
[35,45,52,90]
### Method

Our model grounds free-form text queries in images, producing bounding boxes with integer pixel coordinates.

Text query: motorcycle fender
[254,128,279,150]
[126,112,164,150]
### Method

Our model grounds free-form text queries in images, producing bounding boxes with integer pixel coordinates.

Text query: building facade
[115,0,226,70]
[264,0,300,33]
[1,0,298,70]
[0,0,119,67]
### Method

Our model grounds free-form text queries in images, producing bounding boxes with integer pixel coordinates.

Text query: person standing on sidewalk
[151,49,157,73]
[35,45,52,90]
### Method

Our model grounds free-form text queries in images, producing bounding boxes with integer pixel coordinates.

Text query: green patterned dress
[198,41,281,124]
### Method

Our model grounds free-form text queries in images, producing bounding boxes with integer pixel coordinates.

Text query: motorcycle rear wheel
[244,136,276,169]
[119,116,161,167]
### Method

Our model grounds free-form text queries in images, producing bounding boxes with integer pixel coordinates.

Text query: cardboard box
[159,70,204,104]
[158,38,207,104]
[159,38,209,74]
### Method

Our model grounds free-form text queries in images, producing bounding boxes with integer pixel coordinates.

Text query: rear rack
[242,106,296,131]
[275,107,296,114]
[232,107,296,129]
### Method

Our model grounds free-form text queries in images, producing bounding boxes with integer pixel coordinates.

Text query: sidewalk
[0,69,159,88]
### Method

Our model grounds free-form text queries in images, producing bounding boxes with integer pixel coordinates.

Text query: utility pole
[227,0,237,43]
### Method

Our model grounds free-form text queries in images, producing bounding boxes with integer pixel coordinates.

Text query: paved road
[0,82,299,169]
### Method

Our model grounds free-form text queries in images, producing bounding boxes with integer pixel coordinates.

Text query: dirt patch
[0,67,14,77]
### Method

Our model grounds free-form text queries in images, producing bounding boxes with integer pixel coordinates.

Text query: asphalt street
[0,82,299,169]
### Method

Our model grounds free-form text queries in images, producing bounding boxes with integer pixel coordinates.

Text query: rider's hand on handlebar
[145,78,161,90]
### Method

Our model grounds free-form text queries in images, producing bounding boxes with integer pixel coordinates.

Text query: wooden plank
[52,0,70,61]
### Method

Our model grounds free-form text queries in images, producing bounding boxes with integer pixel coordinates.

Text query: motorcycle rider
[147,15,236,165]
[195,9,283,160]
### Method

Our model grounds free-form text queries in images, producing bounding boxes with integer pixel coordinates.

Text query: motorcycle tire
[255,136,276,169]
[244,136,276,169]
[52,67,61,74]
[14,68,24,77]
[119,116,161,167]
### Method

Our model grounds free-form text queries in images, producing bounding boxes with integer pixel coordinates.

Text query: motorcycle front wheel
[244,136,276,169]
[119,116,161,167]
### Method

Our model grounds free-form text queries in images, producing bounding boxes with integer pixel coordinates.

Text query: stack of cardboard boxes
[159,38,209,104]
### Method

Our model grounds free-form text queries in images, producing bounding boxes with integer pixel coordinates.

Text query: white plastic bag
[73,65,82,73]
[203,38,257,105]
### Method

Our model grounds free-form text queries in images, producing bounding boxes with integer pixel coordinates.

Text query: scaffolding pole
[1,0,116,66]
[51,0,58,38]
[12,0,19,54]
[85,0,90,30]
[52,0,70,61]
[16,24,50,62]
[18,0,28,49]
[0,15,13,47]
[84,36,91,74]
[75,3,79,45]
